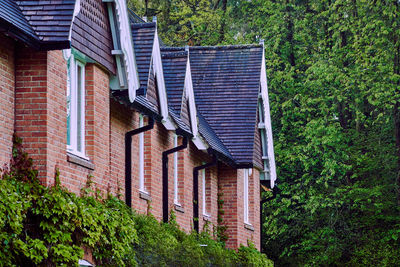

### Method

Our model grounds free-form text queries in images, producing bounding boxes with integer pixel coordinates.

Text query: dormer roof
[0,0,74,49]
[197,112,234,165]
[131,22,156,96]
[188,45,264,167]
[161,50,187,114]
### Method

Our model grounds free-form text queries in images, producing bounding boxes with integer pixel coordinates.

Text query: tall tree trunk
[393,0,400,204]
[218,0,227,43]
[286,0,295,67]
[145,0,149,17]
[394,43,400,205]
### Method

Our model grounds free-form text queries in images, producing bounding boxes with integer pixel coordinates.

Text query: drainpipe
[125,117,154,207]
[193,153,217,233]
[162,136,188,223]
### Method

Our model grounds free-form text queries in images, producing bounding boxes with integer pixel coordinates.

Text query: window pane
[77,64,83,152]
[67,61,71,146]
[139,115,145,192]
[202,169,207,215]
[261,129,268,156]
[244,169,249,223]
[259,101,265,123]
[173,135,179,204]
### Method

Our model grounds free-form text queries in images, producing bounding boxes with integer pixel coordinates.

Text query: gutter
[0,20,70,51]
[125,117,154,207]
[162,135,188,223]
[193,152,217,233]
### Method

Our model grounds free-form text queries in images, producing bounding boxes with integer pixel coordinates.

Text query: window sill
[139,191,151,201]
[67,153,95,170]
[244,223,254,231]
[174,204,185,213]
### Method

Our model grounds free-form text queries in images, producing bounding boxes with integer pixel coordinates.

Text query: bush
[0,137,272,266]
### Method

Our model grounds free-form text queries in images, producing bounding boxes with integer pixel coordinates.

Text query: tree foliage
[133,0,400,265]
[230,1,400,265]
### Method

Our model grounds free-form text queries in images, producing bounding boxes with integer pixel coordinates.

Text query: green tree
[128,0,400,265]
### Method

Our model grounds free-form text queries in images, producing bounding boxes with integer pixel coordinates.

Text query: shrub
[0,137,272,266]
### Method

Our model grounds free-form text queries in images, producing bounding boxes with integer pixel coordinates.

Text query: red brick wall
[0,35,15,167]
[172,139,217,232]
[218,166,260,250]
[15,46,49,184]
[108,105,220,233]
[145,122,174,220]
[109,99,136,199]
[15,48,112,195]
[85,64,111,193]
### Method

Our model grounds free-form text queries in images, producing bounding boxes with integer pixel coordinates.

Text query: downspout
[193,153,217,233]
[125,117,154,207]
[162,136,188,223]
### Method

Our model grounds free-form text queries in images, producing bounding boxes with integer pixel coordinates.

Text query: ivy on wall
[0,136,272,266]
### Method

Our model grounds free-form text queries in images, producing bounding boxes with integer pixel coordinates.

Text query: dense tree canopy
[130,0,400,265]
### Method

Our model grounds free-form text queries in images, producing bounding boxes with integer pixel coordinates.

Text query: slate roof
[16,0,74,42]
[169,107,192,137]
[188,45,263,166]
[0,0,38,45]
[128,9,145,24]
[197,112,234,165]
[131,22,156,95]
[111,90,162,121]
[160,50,188,116]
[0,0,74,49]
[160,45,263,167]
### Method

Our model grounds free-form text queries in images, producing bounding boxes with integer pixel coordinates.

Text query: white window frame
[202,168,209,216]
[67,56,87,159]
[244,169,250,224]
[139,114,147,193]
[173,134,180,205]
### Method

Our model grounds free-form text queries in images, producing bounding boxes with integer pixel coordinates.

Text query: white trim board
[105,0,140,102]
[260,48,277,188]
[67,0,81,41]
[184,53,208,150]
[151,27,175,130]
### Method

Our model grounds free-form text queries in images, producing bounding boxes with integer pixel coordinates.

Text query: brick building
[0,0,276,250]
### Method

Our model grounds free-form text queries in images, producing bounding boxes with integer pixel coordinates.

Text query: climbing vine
[0,137,272,266]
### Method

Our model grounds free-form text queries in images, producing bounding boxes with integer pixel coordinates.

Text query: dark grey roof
[111,90,162,121]
[197,112,234,165]
[128,9,145,24]
[16,0,74,45]
[0,0,38,43]
[0,0,74,49]
[161,50,188,115]
[188,45,263,166]
[131,22,156,95]
[169,107,192,137]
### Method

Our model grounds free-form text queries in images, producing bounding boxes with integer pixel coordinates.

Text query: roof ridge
[131,22,156,29]
[189,44,262,50]
[161,51,187,59]
[160,47,185,52]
